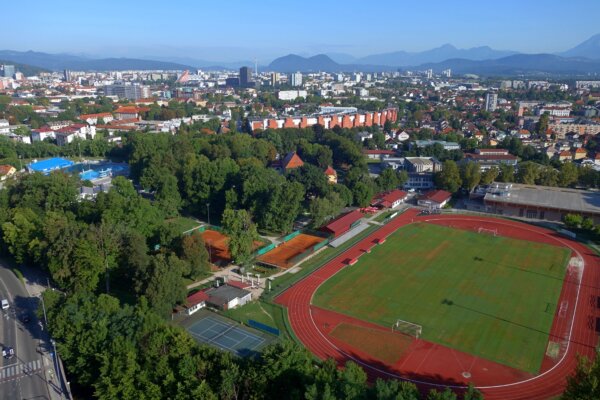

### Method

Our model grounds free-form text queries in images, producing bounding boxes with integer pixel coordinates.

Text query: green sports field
[313,223,571,373]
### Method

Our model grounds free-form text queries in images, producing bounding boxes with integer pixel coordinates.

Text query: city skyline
[1,0,599,62]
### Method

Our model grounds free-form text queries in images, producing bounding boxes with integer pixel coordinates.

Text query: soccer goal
[392,319,422,339]
[477,227,498,236]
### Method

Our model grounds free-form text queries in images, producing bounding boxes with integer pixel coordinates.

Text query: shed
[321,210,363,238]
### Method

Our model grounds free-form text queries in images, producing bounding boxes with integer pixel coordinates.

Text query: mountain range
[1,34,600,76]
[0,50,195,73]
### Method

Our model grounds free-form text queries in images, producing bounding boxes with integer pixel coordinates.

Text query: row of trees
[434,159,600,194]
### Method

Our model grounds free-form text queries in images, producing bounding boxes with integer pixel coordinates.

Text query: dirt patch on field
[425,240,449,261]
[330,322,413,365]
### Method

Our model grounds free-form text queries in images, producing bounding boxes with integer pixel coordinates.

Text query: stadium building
[483,183,600,223]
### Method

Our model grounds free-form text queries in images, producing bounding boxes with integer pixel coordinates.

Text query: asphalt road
[0,262,50,400]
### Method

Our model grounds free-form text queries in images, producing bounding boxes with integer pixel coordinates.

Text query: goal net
[477,227,497,236]
[392,319,422,339]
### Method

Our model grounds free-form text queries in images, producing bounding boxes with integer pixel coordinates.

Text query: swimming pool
[67,162,129,181]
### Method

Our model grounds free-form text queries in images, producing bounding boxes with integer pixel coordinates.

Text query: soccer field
[313,223,572,373]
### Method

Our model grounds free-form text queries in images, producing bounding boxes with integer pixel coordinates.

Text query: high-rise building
[104,84,149,100]
[485,92,498,112]
[290,72,303,87]
[64,69,72,82]
[270,72,280,86]
[2,65,15,78]
[240,66,251,87]
[442,69,452,78]
[426,69,433,79]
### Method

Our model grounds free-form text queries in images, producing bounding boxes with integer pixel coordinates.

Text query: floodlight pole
[206,203,211,226]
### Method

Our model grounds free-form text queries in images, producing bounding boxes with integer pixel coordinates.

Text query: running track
[276,208,600,399]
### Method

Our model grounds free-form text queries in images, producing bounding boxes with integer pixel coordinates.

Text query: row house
[248,108,398,132]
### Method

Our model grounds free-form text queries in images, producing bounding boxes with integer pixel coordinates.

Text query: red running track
[276,209,600,400]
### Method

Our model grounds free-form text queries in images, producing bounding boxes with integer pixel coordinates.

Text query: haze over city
[1,0,599,61]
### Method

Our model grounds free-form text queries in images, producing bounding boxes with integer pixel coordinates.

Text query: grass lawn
[223,301,289,338]
[166,216,202,234]
[313,223,571,374]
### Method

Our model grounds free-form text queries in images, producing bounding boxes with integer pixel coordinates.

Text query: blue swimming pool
[67,162,129,181]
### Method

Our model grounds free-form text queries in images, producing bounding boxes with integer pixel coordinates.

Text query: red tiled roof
[324,166,337,176]
[0,165,15,176]
[363,149,395,155]
[79,112,112,120]
[186,290,209,306]
[114,106,150,114]
[282,151,304,169]
[226,280,252,289]
[322,210,363,236]
[420,190,452,204]
[379,189,407,204]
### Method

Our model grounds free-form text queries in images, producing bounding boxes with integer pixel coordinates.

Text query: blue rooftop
[28,157,74,174]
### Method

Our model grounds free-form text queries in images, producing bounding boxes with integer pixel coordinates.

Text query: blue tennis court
[188,316,266,356]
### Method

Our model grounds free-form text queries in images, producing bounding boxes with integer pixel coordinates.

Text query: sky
[2,0,599,62]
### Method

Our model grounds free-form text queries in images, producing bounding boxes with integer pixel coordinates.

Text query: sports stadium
[277,208,599,399]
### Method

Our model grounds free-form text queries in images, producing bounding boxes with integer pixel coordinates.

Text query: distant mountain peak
[561,33,600,60]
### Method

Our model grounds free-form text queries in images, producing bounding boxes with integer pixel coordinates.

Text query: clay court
[201,229,262,264]
[257,234,325,269]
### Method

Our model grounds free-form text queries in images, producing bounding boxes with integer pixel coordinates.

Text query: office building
[2,65,15,78]
[485,92,498,112]
[240,66,252,87]
[64,69,72,82]
[270,72,280,86]
[290,72,303,87]
[104,84,150,100]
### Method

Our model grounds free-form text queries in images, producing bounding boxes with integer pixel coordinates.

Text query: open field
[313,222,571,373]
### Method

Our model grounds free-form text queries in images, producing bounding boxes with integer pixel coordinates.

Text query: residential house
[79,112,114,125]
[324,166,337,184]
[0,165,16,181]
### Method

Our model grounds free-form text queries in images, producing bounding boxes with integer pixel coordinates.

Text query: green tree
[435,160,462,193]
[178,232,210,279]
[559,162,579,187]
[498,164,515,182]
[460,162,481,191]
[562,349,600,400]
[480,167,499,185]
[376,168,401,192]
[221,209,258,265]
[144,254,186,318]
[516,162,539,184]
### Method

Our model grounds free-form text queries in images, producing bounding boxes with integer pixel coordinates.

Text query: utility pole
[207,203,211,226]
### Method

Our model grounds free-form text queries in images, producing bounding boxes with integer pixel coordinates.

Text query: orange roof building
[281,152,304,170]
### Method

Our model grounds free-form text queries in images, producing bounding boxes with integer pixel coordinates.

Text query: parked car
[1,299,8,310]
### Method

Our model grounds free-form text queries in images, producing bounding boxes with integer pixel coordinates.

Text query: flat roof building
[483,183,600,223]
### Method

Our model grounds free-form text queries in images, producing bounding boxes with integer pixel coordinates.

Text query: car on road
[2,346,14,359]
[1,299,9,310]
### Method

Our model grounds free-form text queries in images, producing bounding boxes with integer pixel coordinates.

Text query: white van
[1,299,9,310]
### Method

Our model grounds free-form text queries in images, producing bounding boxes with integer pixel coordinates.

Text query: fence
[281,230,302,243]
[248,319,280,336]
[255,243,276,256]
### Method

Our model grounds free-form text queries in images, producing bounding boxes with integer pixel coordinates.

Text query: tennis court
[257,233,325,269]
[187,315,266,356]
